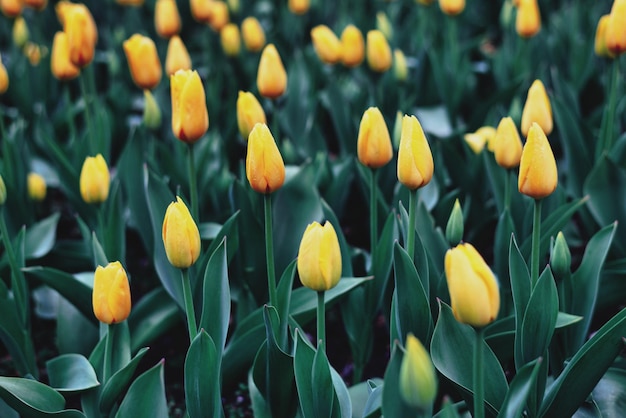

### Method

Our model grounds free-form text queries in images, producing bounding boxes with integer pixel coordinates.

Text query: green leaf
[330,367,352,418]
[99,348,150,415]
[0,377,85,418]
[24,213,60,259]
[312,348,334,418]
[381,342,415,418]
[497,359,542,418]
[101,180,126,263]
[294,329,316,418]
[0,280,36,376]
[555,312,583,329]
[276,260,297,350]
[184,330,222,418]
[91,232,108,268]
[371,213,399,312]
[128,288,179,353]
[115,361,168,418]
[592,368,626,417]
[46,354,99,394]
[248,369,273,418]
[203,211,240,263]
[508,235,531,371]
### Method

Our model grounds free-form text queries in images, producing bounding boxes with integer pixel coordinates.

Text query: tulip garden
[1,0,626,417]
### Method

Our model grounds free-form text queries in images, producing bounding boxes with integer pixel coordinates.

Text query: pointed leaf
[24,213,60,259]
[115,361,168,418]
[99,347,149,414]
[381,342,415,418]
[312,348,334,418]
[184,330,222,418]
[46,354,99,394]
[497,359,542,418]
[0,377,85,418]
[294,329,316,418]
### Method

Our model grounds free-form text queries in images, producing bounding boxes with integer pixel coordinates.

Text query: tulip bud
[521,79,553,137]
[518,123,558,199]
[60,2,98,68]
[116,0,144,5]
[241,17,266,52]
[143,89,162,130]
[227,0,239,14]
[162,196,201,269]
[439,0,465,16]
[399,334,438,411]
[165,35,192,76]
[606,0,626,56]
[92,262,131,324]
[27,173,46,201]
[376,12,393,40]
[220,23,241,56]
[594,15,614,58]
[366,30,392,73]
[12,16,29,48]
[24,42,42,66]
[445,242,500,327]
[480,126,498,152]
[358,107,393,169]
[1,0,22,18]
[208,1,229,32]
[297,221,342,291]
[123,34,162,90]
[340,24,364,68]
[516,0,541,38]
[463,132,487,154]
[493,116,522,169]
[445,199,463,246]
[288,0,309,15]
[190,0,212,23]
[0,176,6,205]
[397,115,434,189]
[0,55,8,95]
[171,69,209,143]
[393,49,408,81]
[80,154,110,204]
[237,91,266,140]
[155,0,181,38]
[23,0,47,11]
[246,123,285,194]
[51,32,80,81]
[311,25,342,65]
[550,231,571,281]
[256,44,287,99]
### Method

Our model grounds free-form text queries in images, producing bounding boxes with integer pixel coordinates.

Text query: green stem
[504,169,511,212]
[317,291,326,351]
[103,323,115,384]
[406,188,417,262]
[369,168,378,272]
[473,328,485,418]
[352,363,364,386]
[530,198,542,288]
[602,59,620,154]
[181,269,198,342]
[187,143,198,222]
[79,73,95,156]
[264,194,278,308]
[97,203,106,260]
[0,208,26,326]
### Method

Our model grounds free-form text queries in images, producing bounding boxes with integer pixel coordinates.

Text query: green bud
[399,334,437,411]
[445,199,464,246]
[0,175,6,205]
[143,90,162,130]
[550,231,571,280]
[393,111,402,149]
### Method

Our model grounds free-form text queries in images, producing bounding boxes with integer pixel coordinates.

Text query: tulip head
[376,12,393,40]
[606,0,626,56]
[357,107,393,169]
[162,196,201,269]
[445,199,464,246]
[1,0,22,17]
[397,115,434,189]
[208,1,229,32]
[116,0,144,5]
[256,44,287,99]
[170,69,209,143]
[493,116,523,169]
[515,0,541,38]
[521,79,552,137]
[518,123,558,199]
[27,173,47,201]
[439,0,465,16]
[13,16,29,48]
[80,154,110,204]
[0,54,8,95]
[123,34,162,90]
[155,0,181,38]
[297,221,342,292]
[399,334,438,411]
[220,23,241,56]
[393,49,408,81]
[51,32,80,81]
[246,123,285,194]
[311,25,342,65]
[550,231,571,280]
[445,242,500,327]
[0,176,6,205]
[237,91,266,140]
[288,0,309,15]
[23,0,47,11]
[340,24,364,67]
[190,0,212,23]
[143,89,162,130]
[165,35,192,76]
[594,15,614,58]
[241,17,266,52]
[92,262,131,324]
[61,2,98,68]
[366,30,392,73]
[463,132,487,154]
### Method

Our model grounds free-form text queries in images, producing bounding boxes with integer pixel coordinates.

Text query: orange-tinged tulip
[116,0,144,5]
[445,243,500,327]
[288,0,309,15]
[123,34,162,90]
[595,15,614,58]
[208,1,229,32]
[155,0,181,38]
[165,35,192,76]
[606,0,626,56]
[521,79,552,137]
[241,17,266,52]
[399,334,438,410]
[27,173,46,201]
[162,196,201,269]
[366,30,392,73]
[311,25,342,65]
[246,123,285,194]
[439,0,465,16]
[340,24,364,67]
[516,0,541,38]
[24,42,42,66]
[397,115,434,190]
[357,107,393,168]
[80,154,110,204]
[92,262,131,324]
[1,0,22,17]
[518,123,558,199]
[0,55,8,94]
[493,117,522,169]
[190,0,212,23]
[61,2,98,68]
[171,69,209,143]
[220,23,241,56]
[257,44,287,99]
[297,221,342,291]
[23,0,47,11]
[237,91,266,139]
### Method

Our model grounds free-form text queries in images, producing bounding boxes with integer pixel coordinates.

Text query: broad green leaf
[294,329,316,418]
[276,260,297,350]
[592,368,626,417]
[494,210,515,280]
[0,280,36,376]
[381,342,416,418]
[497,359,542,418]
[362,385,383,418]
[115,361,168,418]
[371,212,399,312]
[509,235,531,371]
[46,354,99,393]
[91,232,108,268]
[184,330,222,418]
[0,377,85,418]
[555,312,583,329]
[348,379,383,418]
[248,369,273,418]
[24,213,60,259]
[330,367,352,418]
[312,348,334,418]
[101,180,126,263]
[128,288,179,353]
[99,348,149,415]
[397,203,430,296]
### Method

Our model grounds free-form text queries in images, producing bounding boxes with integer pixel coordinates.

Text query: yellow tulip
[357,107,393,169]
[165,35,192,76]
[123,34,162,90]
[311,25,342,65]
[1,0,22,17]
[190,0,212,23]
[445,242,500,327]
[220,23,241,56]
[439,0,465,16]
[399,334,437,411]
[237,91,266,140]
[27,173,46,201]
[241,17,266,52]
[162,196,201,269]
[297,221,342,291]
[80,154,110,204]
[366,30,392,73]
[288,0,309,15]
[59,2,98,68]
[51,31,80,81]
[463,133,487,154]
[23,0,47,11]
[594,15,614,58]
[340,24,364,68]
[0,55,8,95]
[256,44,287,99]
[155,0,181,38]
[393,49,408,81]
[227,0,239,13]
[171,69,209,143]
[0,176,6,205]
[376,12,393,40]
[493,116,522,169]
[516,0,541,38]
[480,126,498,151]
[518,123,558,199]
[92,262,131,324]
[397,115,434,190]
[521,79,552,137]
[245,123,285,194]
[208,1,229,32]
[606,0,626,56]
[13,16,29,48]
[143,89,162,129]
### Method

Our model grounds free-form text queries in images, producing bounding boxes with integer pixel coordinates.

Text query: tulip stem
[406,188,417,262]
[530,198,542,288]
[181,268,198,342]
[473,328,485,418]
[504,169,511,211]
[264,194,278,308]
[317,291,326,352]
[79,73,96,156]
[600,59,620,155]
[103,323,115,385]
[0,208,27,326]
[369,168,378,270]
[187,143,199,222]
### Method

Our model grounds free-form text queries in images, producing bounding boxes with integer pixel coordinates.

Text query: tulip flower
[24,42,42,66]
[208,1,229,32]
[445,199,464,246]
[123,34,162,90]
[357,107,393,169]
[397,115,434,190]
[594,15,614,58]
[463,132,487,154]
[190,0,211,23]
[1,0,22,17]
[445,242,500,327]
[246,123,285,194]
[288,0,309,15]
[376,12,393,40]
[521,79,552,137]
[297,221,342,292]
[162,196,201,269]
[606,0,626,56]
[256,44,287,99]
[23,0,47,10]
[366,30,392,73]
[516,0,541,38]
[165,35,192,76]
[220,23,241,57]
[393,49,408,81]
[51,31,80,81]
[92,262,131,324]
[27,173,47,201]
[143,90,162,129]
[311,25,342,65]
[237,91,266,140]
[241,17,266,52]
[155,0,181,38]
[439,0,465,16]
[79,154,110,204]
[170,69,209,143]
[227,0,239,13]
[518,123,558,199]
[550,231,571,280]
[116,0,144,5]
[60,2,98,68]
[12,16,28,48]
[399,334,437,411]
[340,24,364,67]
[493,116,522,169]
[0,55,8,95]
[0,176,6,205]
